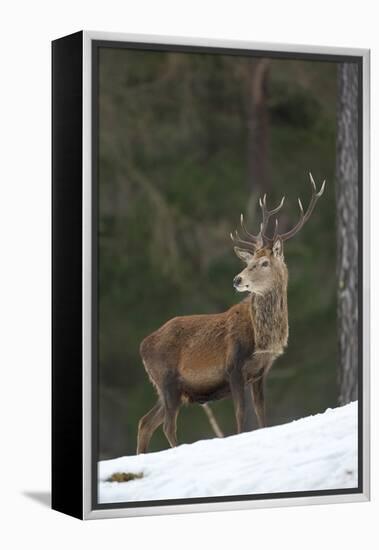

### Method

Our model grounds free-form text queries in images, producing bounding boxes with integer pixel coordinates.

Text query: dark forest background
[98,47,339,460]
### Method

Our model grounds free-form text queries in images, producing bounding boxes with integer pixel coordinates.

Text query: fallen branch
[201,403,224,438]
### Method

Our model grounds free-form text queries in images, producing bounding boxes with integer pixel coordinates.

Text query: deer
[136,173,326,454]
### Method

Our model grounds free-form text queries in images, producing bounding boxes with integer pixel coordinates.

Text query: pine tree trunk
[336,63,359,405]
[246,58,270,195]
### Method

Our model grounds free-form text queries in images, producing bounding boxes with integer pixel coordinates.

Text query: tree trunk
[246,58,270,196]
[336,63,359,405]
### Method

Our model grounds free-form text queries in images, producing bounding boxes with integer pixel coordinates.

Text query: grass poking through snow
[107,472,144,483]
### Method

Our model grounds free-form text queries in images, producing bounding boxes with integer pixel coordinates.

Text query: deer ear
[272,238,283,258]
[234,247,254,264]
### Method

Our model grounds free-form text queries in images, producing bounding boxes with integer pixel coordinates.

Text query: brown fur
[136,245,289,454]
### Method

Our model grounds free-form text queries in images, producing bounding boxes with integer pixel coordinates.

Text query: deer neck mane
[249,279,288,354]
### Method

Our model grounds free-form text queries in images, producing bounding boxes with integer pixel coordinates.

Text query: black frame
[52,31,365,520]
[52,31,83,519]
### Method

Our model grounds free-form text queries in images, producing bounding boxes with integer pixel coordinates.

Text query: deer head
[231,172,326,295]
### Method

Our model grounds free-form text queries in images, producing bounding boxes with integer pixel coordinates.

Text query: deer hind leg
[137,400,164,454]
[162,373,181,448]
[250,368,266,428]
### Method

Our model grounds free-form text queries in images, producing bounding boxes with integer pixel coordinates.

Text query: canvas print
[94,45,361,506]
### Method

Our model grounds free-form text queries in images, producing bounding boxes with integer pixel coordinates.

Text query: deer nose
[233,275,242,288]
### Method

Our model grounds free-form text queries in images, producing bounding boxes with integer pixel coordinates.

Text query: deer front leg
[250,369,266,428]
[228,367,246,433]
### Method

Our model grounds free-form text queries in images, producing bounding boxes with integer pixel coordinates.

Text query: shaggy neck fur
[249,276,288,354]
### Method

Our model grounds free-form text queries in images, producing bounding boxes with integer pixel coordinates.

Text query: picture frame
[52,30,370,520]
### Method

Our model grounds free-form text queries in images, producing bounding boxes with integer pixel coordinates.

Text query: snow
[98,401,358,504]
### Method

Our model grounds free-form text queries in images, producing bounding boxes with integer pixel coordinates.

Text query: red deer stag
[137,173,326,454]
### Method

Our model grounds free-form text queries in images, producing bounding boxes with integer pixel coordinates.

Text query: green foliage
[98,48,338,459]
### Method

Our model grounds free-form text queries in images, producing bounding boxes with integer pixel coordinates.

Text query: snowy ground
[98,401,358,504]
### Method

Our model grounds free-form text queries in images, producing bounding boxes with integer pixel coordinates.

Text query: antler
[229,218,259,252]
[230,172,326,250]
[273,172,326,243]
[230,195,285,250]
[258,194,285,238]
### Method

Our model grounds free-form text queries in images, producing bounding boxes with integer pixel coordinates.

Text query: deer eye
[261,261,269,267]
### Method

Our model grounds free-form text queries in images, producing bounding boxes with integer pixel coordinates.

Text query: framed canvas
[52,30,370,520]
